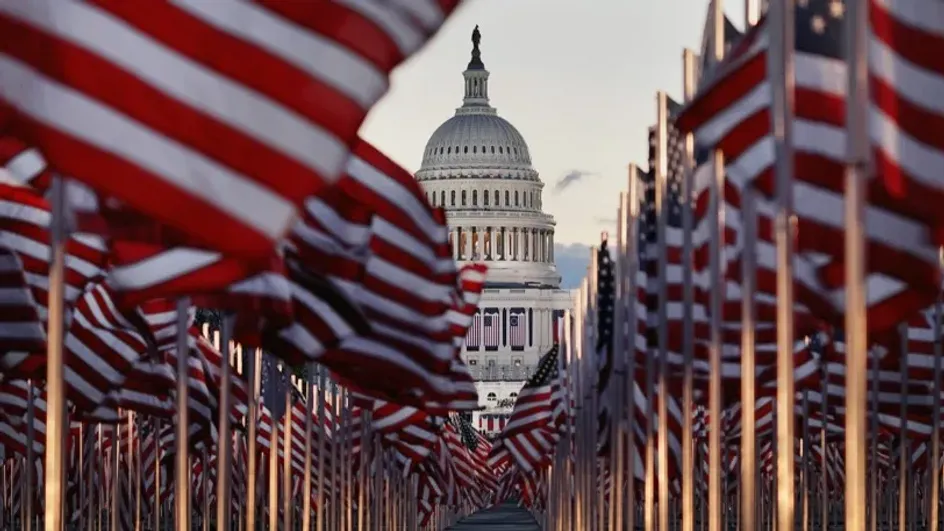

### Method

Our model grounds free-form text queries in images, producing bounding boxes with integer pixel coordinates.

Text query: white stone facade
[414,28,573,435]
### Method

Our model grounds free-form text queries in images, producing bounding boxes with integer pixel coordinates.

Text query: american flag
[0,1,462,258]
[509,308,526,349]
[465,311,481,350]
[551,309,565,344]
[483,310,500,350]
[595,236,615,456]
[259,354,287,421]
[869,0,944,233]
[488,345,560,473]
[675,0,938,334]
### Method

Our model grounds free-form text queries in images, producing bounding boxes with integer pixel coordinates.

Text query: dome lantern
[462,25,492,110]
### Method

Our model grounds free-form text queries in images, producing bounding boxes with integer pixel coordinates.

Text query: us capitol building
[415,27,572,435]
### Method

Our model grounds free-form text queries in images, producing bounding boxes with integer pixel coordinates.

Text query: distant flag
[259,354,287,421]
[483,309,500,350]
[509,308,527,349]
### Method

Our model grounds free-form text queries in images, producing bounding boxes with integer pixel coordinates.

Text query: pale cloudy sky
[361,0,748,246]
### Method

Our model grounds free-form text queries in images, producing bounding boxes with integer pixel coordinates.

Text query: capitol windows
[472,190,477,206]
[490,146,495,154]
[514,191,519,206]
[505,190,509,205]
[441,191,445,205]
[464,146,468,154]
[461,190,467,206]
[499,146,503,154]
[487,392,497,402]
[484,190,489,206]
[451,190,456,206]
[473,146,477,153]
[494,190,500,205]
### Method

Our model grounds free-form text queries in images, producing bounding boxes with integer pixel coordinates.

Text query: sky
[361,0,748,248]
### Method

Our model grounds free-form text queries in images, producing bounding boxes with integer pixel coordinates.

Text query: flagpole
[152,419,161,531]
[215,317,235,531]
[131,411,141,531]
[707,2,727,531]
[931,291,942,531]
[174,297,191,531]
[330,381,340,531]
[111,413,120,531]
[245,348,262,531]
[302,363,315,531]
[24,380,34,531]
[655,89,672,531]
[44,175,68,531]
[267,390,279,531]
[681,46,699,531]
[626,164,640,531]
[843,0,870,528]
[609,194,627,531]
[281,379,293,531]
[316,368,327,531]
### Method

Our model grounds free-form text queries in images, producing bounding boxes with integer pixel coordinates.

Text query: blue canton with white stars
[796,0,845,59]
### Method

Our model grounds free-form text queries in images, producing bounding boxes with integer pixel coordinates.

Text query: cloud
[553,169,596,194]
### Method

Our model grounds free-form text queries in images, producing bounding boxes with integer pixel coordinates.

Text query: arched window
[473,146,477,153]
[464,146,468,153]
[509,392,518,399]
[494,190,500,205]
[499,146,503,154]
[472,190,477,206]
[505,190,509,205]
[491,146,495,153]
[484,189,490,206]
[461,190,467,206]
[440,191,445,205]
[451,190,456,206]
[487,392,497,402]
[514,191,519,206]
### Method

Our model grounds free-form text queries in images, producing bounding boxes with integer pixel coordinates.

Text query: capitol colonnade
[444,225,555,262]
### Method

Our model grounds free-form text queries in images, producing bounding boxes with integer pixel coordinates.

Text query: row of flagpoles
[0,1,571,529]
[539,0,944,530]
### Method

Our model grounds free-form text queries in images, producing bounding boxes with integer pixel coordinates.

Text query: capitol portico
[415,26,571,435]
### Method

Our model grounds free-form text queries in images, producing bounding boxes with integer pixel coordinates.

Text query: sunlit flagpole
[626,164,640,531]
[655,89,671,531]
[707,3,726,531]
[215,318,234,531]
[43,175,68,531]
[843,0,870,528]
[174,298,191,531]
[245,348,262,531]
[767,2,798,531]
[302,362,315,531]
[681,46,698,531]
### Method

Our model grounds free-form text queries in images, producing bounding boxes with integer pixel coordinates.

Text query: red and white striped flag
[483,310,500,349]
[508,308,526,349]
[0,0,463,257]
[465,311,481,350]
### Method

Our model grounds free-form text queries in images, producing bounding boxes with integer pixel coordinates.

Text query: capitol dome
[419,114,535,177]
[415,26,560,288]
